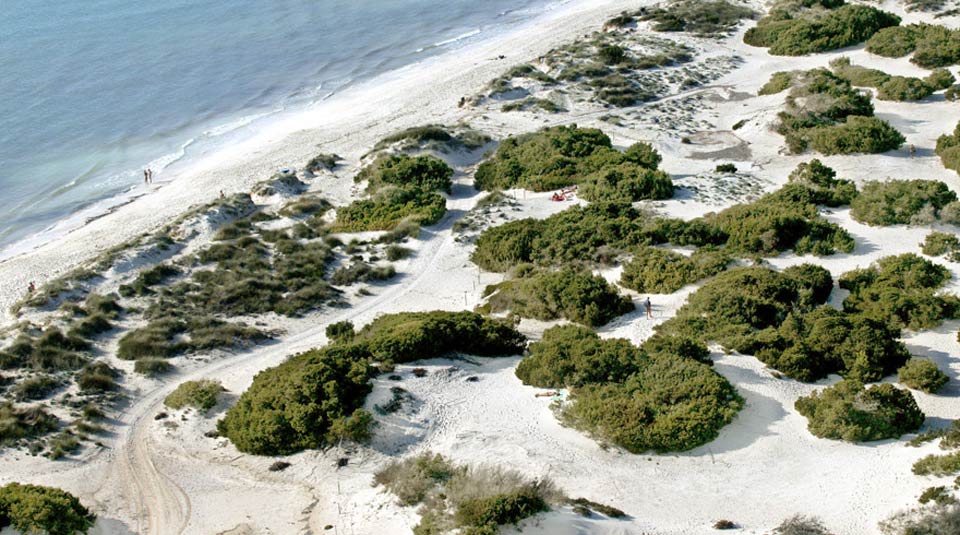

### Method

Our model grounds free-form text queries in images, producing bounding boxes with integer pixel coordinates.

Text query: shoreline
[0,0,624,320]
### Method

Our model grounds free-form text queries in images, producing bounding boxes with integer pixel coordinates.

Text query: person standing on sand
[27,281,35,293]
[144,169,149,184]
[909,144,916,159]
[644,297,652,319]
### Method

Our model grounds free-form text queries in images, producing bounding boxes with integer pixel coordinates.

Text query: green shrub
[851,180,957,226]
[334,189,447,232]
[773,515,833,535]
[374,453,458,506]
[750,306,911,382]
[926,68,956,90]
[829,57,891,88]
[306,152,340,171]
[0,402,58,446]
[474,126,671,200]
[765,68,904,155]
[839,254,958,330]
[68,313,114,339]
[639,0,755,36]
[277,197,331,218]
[0,482,95,535]
[358,154,454,194]
[385,245,413,261]
[654,265,834,352]
[77,361,119,393]
[375,453,558,535]
[562,355,743,453]
[913,451,960,476]
[806,116,905,155]
[922,232,960,257]
[936,121,960,174]
[516,325,645,388]
[899,359,950,393]
[325,321,355,344]
[744,4,900,56]
[715,163,737,173]
[330,262,397,286]
[133,358,173,376]
[946,85,960,101]
[483,267,634,327]
[877,76,935,101]
[165,380,225,412]
[10,375,61,401]
[879,504,960,535]
[118,316,268,360]
[472,175,853,274]
[118,264,181,297]
[620,246,730,293]
[911,24,960,68]
[867,25,923,57]
[219,312,525,455]
[795,380,925,441]
[919,486,957,505]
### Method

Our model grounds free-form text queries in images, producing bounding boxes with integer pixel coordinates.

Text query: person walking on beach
[909,144,916,159]
[144,169,150,184]
[644,297,652,319]
[27,281,35,293]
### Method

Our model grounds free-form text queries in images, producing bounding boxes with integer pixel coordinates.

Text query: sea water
[0,0,559,257]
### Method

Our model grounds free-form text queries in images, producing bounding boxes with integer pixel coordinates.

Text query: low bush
[913,451,960,476]
[219,312,525,455]
[744,3,900,56]
[946,85,960,101]
[118,264,181,297]
[877,76,936,101]
[806,116,906,155]
[936,121,960,175]
[77,361,119,393]
[334,189,447,232]
[385,245,413,261]
[839,254,958,330]
[474,126,671,201]
[0,402,58,446]
[483,267,634,327]
[118,316,268,360]
[562,355,743,452]
[751,306,911,382]
[715,163,737,173]
[518,325,741,452]
[795,380,925,442]
[373,125,491,152]
[133,358,173,376]
[277,197,331,218]
[867,25,923,58]
[472,166,854,273]
[357,154,454,194]
[919,486,956,505]
[657,266,830,351]
[326,321,355,344]
[329,262,396,286]
[620,246,730,293]
[0,329,89,373]
[786,159,857,206]
[306,152,340,171]
[851,180,957,226]
[164,380,225,412]
[900,359,950,393]
[879,504,960,535]
[375,453,559,535]
[638,0,755,36]
[926,68,956,90]
[516,325,646,388]
[772,515,833,535]
[10,375,61,401]
[922,231,960,257]
[68,313,114,339]
[0,482,95,535]
[829,57,891,88]
[764,68,904,155]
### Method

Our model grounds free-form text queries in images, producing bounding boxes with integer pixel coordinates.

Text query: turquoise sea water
[0,0,558,255]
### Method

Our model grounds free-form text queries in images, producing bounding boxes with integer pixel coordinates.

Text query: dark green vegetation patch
[518,324,742,453]
[795,380,924,442]
[850,180,957,226]
[636,0,755,37]
[744,1,900,56]
[867,23,960,69]
[0,482,96,535]
[474,125,673,200]
[219,312,525,455]
[336,154,453,231]
[481,266,634,327]
[761,68,905,155]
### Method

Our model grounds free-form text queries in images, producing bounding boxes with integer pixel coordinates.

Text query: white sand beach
[3,1,960,534]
